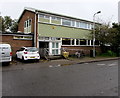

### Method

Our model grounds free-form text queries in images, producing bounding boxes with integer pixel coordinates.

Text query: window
[44,15,50,19]
[38,14,50,23]
[24,19,32,33]
[39,14,44,18]
[91,40,93,45]
[62,38,71,45]
[87,40,91,46]
[52,42,55,48]
[51,37,60,40]
[80,22,87,29]
[76,21,80,28]
[80,39,86,45]
[76,39,79,45]
[87,24,91,29]
[71,21,75,27]
[62,19,71,26]
[51,16,61,21]
[52,42,59,55]
[71,39,74,45]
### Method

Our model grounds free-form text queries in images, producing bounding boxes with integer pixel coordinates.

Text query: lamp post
[93,11,101,58]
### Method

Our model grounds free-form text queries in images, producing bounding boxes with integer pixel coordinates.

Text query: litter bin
[62,52,69,59]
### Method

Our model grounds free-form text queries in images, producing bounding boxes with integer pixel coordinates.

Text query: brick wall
[62,46,101,56]
[18,10,38,47]
[1,35,33,56]
[18,10,35,33]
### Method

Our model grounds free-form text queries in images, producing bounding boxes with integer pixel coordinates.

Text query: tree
[92,23,120,53]
[10,19,18,33]
[0,16,18,33]
[0,16,5,32]
[4,16,12,32]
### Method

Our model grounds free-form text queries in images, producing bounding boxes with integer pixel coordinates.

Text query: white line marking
[108,63,117,66]
[49,64,61,68]
[97,64,106,66]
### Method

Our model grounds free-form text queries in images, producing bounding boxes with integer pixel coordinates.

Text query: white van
[0,44,12,64]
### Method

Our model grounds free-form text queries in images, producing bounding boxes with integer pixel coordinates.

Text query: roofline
[0,32,33,36]
[18,7,100,24]
[18,7,36,23]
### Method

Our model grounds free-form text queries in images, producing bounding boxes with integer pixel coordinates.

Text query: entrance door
[51,42,61,55]
[39,42,49,57]
[39,42,49,48]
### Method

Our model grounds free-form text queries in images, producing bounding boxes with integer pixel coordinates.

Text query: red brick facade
[18,10,38,47]
[1,35,33,56]
[18,10,35,33]
[62,46,101,55]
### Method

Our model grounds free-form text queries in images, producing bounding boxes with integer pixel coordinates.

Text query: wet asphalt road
[2,60,118,96]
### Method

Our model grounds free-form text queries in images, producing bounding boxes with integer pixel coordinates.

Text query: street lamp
[93,11,101,58]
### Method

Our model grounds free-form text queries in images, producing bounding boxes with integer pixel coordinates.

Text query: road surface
[2,60,118,96]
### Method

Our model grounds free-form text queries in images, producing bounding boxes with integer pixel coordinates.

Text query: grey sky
[0,0,119,23]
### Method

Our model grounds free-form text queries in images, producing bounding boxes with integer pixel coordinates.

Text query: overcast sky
[0,0,119,24]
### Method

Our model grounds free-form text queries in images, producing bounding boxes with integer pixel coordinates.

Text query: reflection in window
[62,19,71,26]
[71,21,75,27]
[80,22,87,29]
[51,16,61,21]
[76,21,80,28]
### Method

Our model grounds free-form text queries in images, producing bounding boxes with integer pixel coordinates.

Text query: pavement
[2,56,119,71]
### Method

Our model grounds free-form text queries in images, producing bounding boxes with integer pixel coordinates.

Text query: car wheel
[15,54,18,60]
[22,56,25,62]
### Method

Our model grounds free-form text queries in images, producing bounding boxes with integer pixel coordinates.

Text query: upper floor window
[51,16,61,21]
[39,14,44,18]
[39,14,50,19]
[71,20,75,27]
[38,13,95,30]
[76,21,80,28]
[62,19,71,26]
[80,22,87,29]
[24,19,32,33]
[44,15,50,19]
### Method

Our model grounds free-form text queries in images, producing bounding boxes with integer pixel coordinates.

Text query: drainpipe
[34,11,39,48]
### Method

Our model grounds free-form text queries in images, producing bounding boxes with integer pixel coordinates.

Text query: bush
[99,50,117,57]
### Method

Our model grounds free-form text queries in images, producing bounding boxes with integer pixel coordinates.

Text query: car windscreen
[26,47,38,52]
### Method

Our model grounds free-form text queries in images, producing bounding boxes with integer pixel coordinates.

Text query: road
[2,60,118,96]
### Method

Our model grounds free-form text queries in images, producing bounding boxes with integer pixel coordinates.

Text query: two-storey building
[18,7,100,56]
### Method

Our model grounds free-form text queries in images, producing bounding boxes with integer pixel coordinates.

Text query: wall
[18,10,35,33]
[62,46,101,56]
[1,35,33,56]
[38,23,92,39]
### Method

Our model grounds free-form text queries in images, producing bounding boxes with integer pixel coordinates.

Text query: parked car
[0,44,12,64]
[16,47,40,61]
